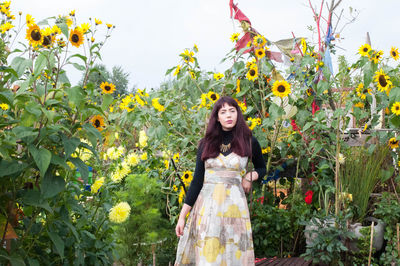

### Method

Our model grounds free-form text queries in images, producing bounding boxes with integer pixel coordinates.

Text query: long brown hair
[200,96,252,160]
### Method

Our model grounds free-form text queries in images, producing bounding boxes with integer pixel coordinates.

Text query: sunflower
[173,65,181,76]
[90,115,105,131]
[69,27,84,48]
[189,71,196,80]
[374,68,392,92]
[95,18,102,25]
[389,137,399,149]
[230,32,240,42]
[246,58,256,69]
[207,91,220,103]
[246,65,258,81]
[213,72,224,80]
[391,102,400,116]
[306,87,314,97]
[41,27,54,48]
[272,80,291,98]
[106,23,113,29]
[26,14,34,26]
[80,23,90,33]
[181,49,194,63]
[26,24,43,47]
[100,81,116,94]
[181,171,193,185]
[255,48,266,59]
[370,50,383,64]
[354,102,364,108]
[253,34,266,47]
[0,22,14,33]
[390,47,399,61]
[236,79,240,94]
[358,44,371,57]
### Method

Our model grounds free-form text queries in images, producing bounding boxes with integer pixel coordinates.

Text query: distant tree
[81,63,110,88]
[110,65,130,96]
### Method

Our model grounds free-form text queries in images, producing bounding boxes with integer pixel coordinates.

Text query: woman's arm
[183,144,205,207]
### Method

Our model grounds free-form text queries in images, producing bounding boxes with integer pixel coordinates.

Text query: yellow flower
[189,71,196,80]
[193,44,198,52]
[100,81,116,94]
[90,115,105,131]
[272,80,291,98]
[390,47,399,61]
[80,23,90,33]
[252,34,266,47]
[338,153,345,164]
[0,22,14,33]
[0,103,9,110]
[301,38,307,54]
[172,185,178,192]
[262,147,271,154]
[26,14,34,26]
[106,23,113,29]
[230,32,240,42]
[69,27,84,48]
[181,49,194,63]
[26,24,43,47]
[247,117,257,130]
[140,152,148,161]
[181,171,193,185]
[120,95,135,112]
[139,130,148,148]
[370,50,383,64]
[246,58,256,69]
[255,48,266,59]
[374,68,392,93]
[398,161,400,167]
[95,18,102,25]
[91,177,105,193]
[66,17,73,28]
[152,98,165,112]
[246,65,258,81]
[173,152,179,163]
[236,79,241,94]
[41,27,54,48]
[389,137,399,149]
[173,65,181,76]
[109,202,131,223]
[358,44,371,57]
[391,102,400,116]
[207,91,220,103]
[178,187,186,205]
[135,94,146,106]
[354,102,364,108]
[51,25,61,35]
[91,37,95,42]
[126,152,140,167]
[69,10,75,16]
[164,159,169,169]
[213,72,224,81]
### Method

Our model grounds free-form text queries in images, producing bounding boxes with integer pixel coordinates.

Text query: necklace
[220,143,231,153]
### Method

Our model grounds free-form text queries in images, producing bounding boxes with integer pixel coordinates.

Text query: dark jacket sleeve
[183,144,204,207]
[251,136,266,181]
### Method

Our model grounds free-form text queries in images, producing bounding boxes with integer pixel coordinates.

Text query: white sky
[9,0,400,89]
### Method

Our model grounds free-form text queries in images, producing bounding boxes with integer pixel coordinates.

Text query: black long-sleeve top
[184,130,267,207]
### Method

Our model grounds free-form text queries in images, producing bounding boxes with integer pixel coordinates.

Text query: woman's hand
[242,172,258,194]
[242,178,252,193]
[175,217,185,237]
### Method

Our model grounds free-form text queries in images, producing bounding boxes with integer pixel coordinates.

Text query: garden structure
[1,0,400,265]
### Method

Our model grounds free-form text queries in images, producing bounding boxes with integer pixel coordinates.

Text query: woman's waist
[203,175,242,186]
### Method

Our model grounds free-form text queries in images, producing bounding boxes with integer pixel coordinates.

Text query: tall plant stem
[334,109,342,217]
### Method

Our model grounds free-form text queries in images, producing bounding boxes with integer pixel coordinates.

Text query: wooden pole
[368,221,375,266]
[152,244,156,266]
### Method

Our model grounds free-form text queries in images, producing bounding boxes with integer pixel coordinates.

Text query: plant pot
[348,217,385,252]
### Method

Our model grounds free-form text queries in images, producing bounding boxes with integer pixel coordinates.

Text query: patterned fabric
[175,152,255,265]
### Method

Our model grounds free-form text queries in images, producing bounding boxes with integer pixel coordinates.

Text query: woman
[175,96,266,265]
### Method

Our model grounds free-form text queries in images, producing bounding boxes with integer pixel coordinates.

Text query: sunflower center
[392,51,397,57]
[396,106,399,111]
[31,29,41,41]
[128,103,135,109]
[184,174,189,179]
[210,94,217,100]
[42,36,51,46]
[277,85,286,93]
[105,85,111,91]
[94,119,101,127]
[363,47,368,52]
[378,75,388,87]
[71,34,80,43]
[250,69,256,76]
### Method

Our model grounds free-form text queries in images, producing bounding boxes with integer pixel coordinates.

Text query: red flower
[305,190,313,205]
[256,196,265,204]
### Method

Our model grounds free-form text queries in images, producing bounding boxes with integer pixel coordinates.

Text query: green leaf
[66,86,84,106]
[61,135,80,159]
[0,160,28,177]
[101,94,113,111]
[41,172,66,199]
[10,56,32,78]
[56,22,69,38]
[12,126,38,139]
[82,123,102,147]
[29,145,52,177]
[68,54,87,64]
[34,53,48,77]
[22,189,52,213]
[71,62,86,71]
[0,66,18,77]
[48,231,65,259]
[363,62,373,88]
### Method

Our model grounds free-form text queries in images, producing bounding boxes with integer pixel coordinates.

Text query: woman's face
[217,103,238,131]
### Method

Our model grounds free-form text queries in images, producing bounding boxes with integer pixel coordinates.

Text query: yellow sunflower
[26,14,34,26]
[106,23,113,29]
[41,27,54,48]
[181,49,194,63]
[95,18,102,25]
[391,102,400,116]
[236,79,240,94]
[374,68,392,92]
[230,32,240,42]
[246,65,258,81]
[213,72,224,80]
[80,23,90,33]
[370,50,383,64]
[358,44,371,57]
[90,115,105,131]
[255,48,266,59]
[253,34,266,47]
[100,81,116,94]
[390,47,399,61]
[272,80,291,98]
[189,71,196,80]
[354,102,364,108]
[246,58,256,69]
[207,91,220,103]
[181,171,193,185]
[69,27,84,48]
[173,65,181,76]
[389,137,399,149]
[26,24,43,47]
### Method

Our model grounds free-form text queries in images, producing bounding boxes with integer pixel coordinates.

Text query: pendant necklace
[220,143,231,153]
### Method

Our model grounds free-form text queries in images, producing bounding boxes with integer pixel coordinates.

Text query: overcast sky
[10,0,400,90]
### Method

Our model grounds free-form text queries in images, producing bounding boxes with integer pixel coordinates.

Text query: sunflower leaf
[56,22,69,38]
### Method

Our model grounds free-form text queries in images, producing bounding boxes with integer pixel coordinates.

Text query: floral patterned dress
[175,152,254,265]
